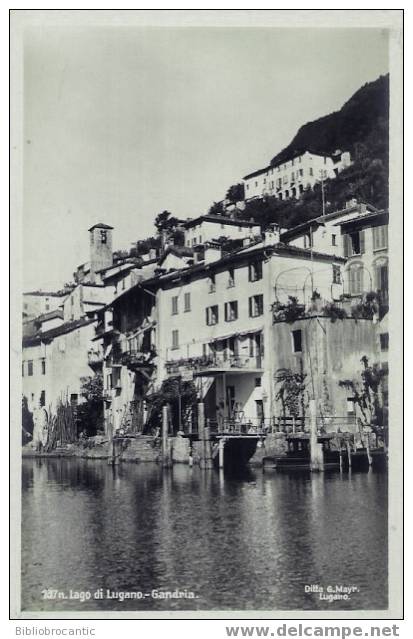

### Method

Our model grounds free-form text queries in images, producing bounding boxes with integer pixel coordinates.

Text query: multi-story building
[22,318,96,414]
[102,227,349,435]
[243,150,351,202]
[183,214,261,248]
[23,290,70,321]
[281,202,389,305]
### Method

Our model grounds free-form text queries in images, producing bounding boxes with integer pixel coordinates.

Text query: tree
[338,356,388,438]
[76,374,104,437]
[226,183,245,203]
[145,378,198,434]
[154,210,179,236]
[22,395,34,445]
[208,201,224,216]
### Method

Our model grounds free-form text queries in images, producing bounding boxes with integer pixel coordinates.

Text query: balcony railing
[166,352,263,376]
[87,350,103,368]
[121,349,155,370]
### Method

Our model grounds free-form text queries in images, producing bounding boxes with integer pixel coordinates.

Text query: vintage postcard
[10,9,404,620]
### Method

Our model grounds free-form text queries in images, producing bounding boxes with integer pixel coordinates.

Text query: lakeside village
[22,147,389,472]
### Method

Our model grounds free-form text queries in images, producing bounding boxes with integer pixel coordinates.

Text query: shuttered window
[349,265,364,295]
[343,231,365,256]
[249,295,264,317]
[373,225,388,250]
[172,330,179,350]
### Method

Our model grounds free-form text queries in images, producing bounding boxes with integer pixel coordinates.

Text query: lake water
[21,458,387,612]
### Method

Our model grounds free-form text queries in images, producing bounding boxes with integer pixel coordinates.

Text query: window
[332,264,341,284]
[255,181,258,187]
[184,292,191,312]
[249,294,264,317]
[192,238,197,246]
[22,361,25,377]
[332,234,337,246]
[292,330,302,353]
[225,301,238,322]
[348,265,364,295]
[41,358,46,375]
[23,303,28,310]
[199,236,202,244]
[375,262,388,303]
[40,391,46,407]
[373,225,388,250]
[309,167,313,176]
[206,305,219,326]
[263,178,266,184]
[45,304,50,311]
[70,393,78,407]
[172,330,179,350]
[248,261,262,282]
[228,268,235,288]
[343,231,365,257]
[380,333,389,352]
[171,296,178,315]
[277,178,282,188]
[246,184,249,190]
[299,168,303,177]
[100,230,107,244]
[208,274,216,293]
[291,172,295,182]
[28,360,33,376]
[346,397,356,415]
[255,377,262,387]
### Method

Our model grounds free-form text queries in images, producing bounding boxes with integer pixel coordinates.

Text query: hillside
[270,74,389,168]
[227,74,389,230]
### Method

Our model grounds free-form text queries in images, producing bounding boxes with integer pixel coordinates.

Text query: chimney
[204,242,222,264]
[264,223,280,246]
[345,198,358,209]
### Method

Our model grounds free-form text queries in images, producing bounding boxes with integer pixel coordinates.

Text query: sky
[23,25,389,291]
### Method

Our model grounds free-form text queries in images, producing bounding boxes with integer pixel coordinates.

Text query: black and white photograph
[10,9,403,619]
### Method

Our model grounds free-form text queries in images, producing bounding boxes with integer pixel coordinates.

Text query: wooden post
[366,432,372,466]
[162,405,171,467]
[346,439,352,470]
[309,399,323,472]
[198,402,213,469]
[218,437,225,469]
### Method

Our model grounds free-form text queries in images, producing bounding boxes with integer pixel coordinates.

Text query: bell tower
[88,223,114,283]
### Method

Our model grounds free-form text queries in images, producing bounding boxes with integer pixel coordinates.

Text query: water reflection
[22,459,387,612]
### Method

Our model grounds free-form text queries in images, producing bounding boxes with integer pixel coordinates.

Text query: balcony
[166,353,263,377]
[121,349,155,371]
[87,349,103,369]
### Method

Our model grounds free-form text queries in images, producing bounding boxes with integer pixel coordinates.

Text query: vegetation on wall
[22,395,34,445]
[272,296,306,323]
[145,377,198,434]
[274,368,308,422]
[338,355,388,436]
[76,374,104,437]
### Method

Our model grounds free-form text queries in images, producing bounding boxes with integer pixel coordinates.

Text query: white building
[183,214,261,248]
[243,150,351,201]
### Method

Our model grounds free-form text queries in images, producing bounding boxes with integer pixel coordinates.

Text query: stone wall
[249,433,288,466]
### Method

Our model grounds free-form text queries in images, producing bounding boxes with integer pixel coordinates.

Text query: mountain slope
[270,74,389,168]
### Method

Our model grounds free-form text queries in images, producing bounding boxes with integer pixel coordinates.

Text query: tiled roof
[182,214,259,229]
[335,209,388,229]
[88,222,114,231]
[23,318,95,348]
